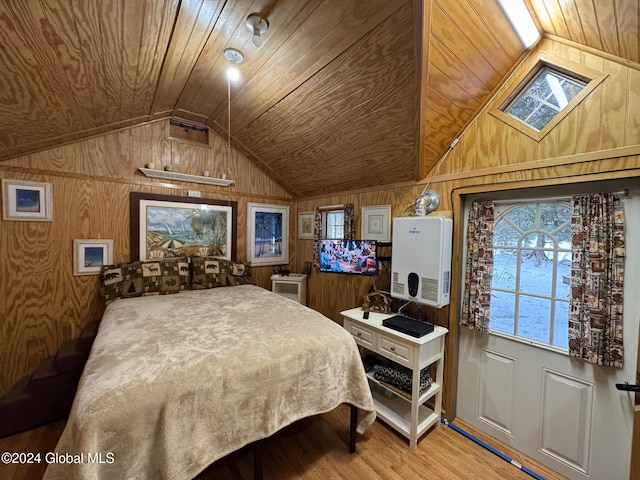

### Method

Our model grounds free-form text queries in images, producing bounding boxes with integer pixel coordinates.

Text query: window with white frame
[490,200,572,349]
[323,210,344,239]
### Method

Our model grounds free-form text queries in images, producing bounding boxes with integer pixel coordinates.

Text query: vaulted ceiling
[0,0,638,198]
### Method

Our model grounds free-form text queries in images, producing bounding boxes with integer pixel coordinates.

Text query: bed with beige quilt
[43,284,375,480]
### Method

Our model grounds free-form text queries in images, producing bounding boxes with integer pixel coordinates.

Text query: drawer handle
[390,346,396,351]
[357,332,362,337]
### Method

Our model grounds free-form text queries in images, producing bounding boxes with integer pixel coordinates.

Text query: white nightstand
[271,274,307,304]
[341,307,448,450]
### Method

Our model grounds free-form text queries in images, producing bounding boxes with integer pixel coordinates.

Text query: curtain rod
[490,189,630,206]
[318,204,344,210]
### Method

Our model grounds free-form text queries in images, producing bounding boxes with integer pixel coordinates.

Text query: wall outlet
[188,190,201,198]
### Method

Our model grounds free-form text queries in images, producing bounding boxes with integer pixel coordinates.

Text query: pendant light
[223,48,243,170]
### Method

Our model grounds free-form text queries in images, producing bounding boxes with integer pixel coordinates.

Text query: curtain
[460,200,494,333]
[569,193,625,367]
[343,203,355,240]
[313,207,322,267]
[313,204,355,267]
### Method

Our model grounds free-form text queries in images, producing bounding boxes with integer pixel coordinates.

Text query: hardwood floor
[0,405,566,479]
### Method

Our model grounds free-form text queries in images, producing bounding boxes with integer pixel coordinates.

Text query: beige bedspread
[44,285,375,480]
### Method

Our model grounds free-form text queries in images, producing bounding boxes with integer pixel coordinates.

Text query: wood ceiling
[0,0,638,198]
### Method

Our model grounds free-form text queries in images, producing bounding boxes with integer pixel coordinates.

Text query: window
[490,201,572,350]
[489,57,606,141]
[504,67,585,131]
[323,210,344,239]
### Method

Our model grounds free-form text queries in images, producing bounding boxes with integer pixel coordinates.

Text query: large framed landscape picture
[130,192,237,261]
[2,179,53,221]
[247,203,289,266]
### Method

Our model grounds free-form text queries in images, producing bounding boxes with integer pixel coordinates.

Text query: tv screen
[318,239,378,276]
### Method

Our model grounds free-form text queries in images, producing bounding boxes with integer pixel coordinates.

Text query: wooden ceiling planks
[0,0,178,159]
[173,0,307,123]
[3,1,638,197]
[220,0,406,133]
[226,0,418,198]
[530,0,640,65]
[419,0,524,180]
[0,0,89,140]
[150,0,223,119]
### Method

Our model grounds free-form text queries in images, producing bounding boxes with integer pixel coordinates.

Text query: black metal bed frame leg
[254,438,264,480]
[349,404,358,453]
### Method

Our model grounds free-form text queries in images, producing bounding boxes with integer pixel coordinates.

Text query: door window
[491,201,572,349]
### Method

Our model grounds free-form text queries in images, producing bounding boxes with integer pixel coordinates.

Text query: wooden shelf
[366,370,440,404]
[138,168,234,186]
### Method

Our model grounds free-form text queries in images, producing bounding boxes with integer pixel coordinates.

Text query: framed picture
[130,192,237,261]
[2,179,53,221]
[361,205,391,242]
[247,203,289,266]
[298,211,315,239]
[74,239,114,276]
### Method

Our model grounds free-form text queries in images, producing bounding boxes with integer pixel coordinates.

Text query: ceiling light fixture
[246,14,268,48]
[224,48,244,81]
[496,0,540,49]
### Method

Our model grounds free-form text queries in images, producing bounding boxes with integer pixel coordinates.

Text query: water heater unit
[391,216,452,308]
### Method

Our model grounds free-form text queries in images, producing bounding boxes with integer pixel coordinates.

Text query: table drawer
[344,321,375,349]
[379,334,413,367]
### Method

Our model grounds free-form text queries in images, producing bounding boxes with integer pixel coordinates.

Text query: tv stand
[341,307,447,449]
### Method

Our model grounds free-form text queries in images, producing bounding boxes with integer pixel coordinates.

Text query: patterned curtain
[313,207,322,267]
[460,201,494,333]
[569,193,625,367]
[313,204,355,267]
[343,203,355,240]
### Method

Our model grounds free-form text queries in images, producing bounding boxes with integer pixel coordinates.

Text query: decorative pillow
[101,258,190,302]
[191,257,251,289]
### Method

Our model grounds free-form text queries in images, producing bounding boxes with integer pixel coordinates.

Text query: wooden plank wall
[295,37,640,416]
[0,119,293,395]
[2,36,640,412]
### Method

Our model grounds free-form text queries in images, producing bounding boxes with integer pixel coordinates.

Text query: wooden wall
[2,36,640,414]
[0,119,293,395]
[295,37,640,416]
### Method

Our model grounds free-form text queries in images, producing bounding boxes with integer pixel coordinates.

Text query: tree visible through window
[490,201,572,349]
[505,67,585,131]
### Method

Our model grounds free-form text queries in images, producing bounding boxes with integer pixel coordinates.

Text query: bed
[43,283,376,480]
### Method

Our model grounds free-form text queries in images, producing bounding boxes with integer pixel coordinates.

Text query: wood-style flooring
[0,405,566,479]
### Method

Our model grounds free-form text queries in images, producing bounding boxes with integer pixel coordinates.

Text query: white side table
[271,274,307,304]
[341,307,448,449]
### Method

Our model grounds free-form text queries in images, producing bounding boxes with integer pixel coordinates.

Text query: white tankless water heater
[391,216,453,308]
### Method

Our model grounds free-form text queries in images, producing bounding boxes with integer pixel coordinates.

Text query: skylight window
[504,67,586,132]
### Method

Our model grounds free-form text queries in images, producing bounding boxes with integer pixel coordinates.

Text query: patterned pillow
[191,257,252,289]
[101,258,190,302]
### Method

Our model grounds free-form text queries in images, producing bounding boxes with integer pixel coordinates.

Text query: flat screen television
[318,239,378,276]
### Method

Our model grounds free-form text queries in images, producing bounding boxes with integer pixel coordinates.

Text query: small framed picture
[247,203,290,266]
[74,239,114,276]
[298,211,315,239]
[2,179,53,221]
[361,205,391,242]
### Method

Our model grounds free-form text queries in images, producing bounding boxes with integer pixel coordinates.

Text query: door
[457,191,639,480]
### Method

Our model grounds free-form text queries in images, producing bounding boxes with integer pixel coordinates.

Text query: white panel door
[457,193,639,480]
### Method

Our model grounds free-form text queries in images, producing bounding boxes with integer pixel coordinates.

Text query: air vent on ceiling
[168,118,209,147]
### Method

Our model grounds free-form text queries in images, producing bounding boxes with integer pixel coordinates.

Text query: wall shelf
[138,168,234,187]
